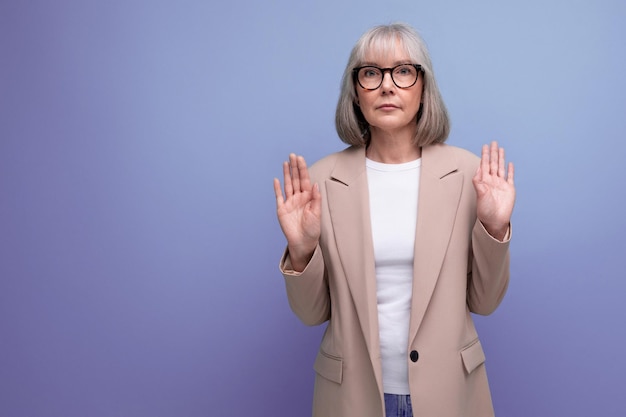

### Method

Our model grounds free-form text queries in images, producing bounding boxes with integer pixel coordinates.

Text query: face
[355,41,423,139]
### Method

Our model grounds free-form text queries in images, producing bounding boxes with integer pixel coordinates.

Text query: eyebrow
[359,60,414,67]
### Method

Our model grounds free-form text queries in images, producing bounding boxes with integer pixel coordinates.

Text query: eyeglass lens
[357,65,419,89]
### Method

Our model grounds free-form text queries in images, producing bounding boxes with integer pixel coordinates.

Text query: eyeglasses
[352,64,423,90]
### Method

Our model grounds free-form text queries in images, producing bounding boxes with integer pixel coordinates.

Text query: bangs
[355,31,414,66]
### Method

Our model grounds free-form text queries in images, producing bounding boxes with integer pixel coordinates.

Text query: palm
[472,142,516,239]
[276,184,320,244]
[274,154,321,257]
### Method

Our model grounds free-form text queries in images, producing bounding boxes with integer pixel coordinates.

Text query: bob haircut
[335,23,450,147]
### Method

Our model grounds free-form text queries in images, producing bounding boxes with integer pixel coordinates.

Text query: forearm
[281,246,331,326]
[467,220,511,315]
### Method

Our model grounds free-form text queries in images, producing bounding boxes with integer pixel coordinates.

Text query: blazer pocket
[460,339,486,375]
[313,349,343,384]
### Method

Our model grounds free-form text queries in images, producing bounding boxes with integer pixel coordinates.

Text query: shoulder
[423,143,480,174]
[309,146,364,181]
[426,143,479,161]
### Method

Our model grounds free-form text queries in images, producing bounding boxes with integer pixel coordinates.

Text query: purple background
[1,1,625,416]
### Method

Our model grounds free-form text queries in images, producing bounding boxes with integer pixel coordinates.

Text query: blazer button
[410,350,419,362]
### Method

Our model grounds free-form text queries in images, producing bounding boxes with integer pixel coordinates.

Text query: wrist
[481,222,509,242]
[287,245,316,272]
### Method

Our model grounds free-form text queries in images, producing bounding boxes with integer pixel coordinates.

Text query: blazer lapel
[408,145,464,344]
[324,147,383,389]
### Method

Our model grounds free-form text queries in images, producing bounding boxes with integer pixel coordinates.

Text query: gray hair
[335,23,450,147]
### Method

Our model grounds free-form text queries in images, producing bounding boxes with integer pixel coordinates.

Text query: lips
[377,103,399,110]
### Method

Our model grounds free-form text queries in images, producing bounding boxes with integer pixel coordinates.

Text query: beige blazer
[280,144,510,417]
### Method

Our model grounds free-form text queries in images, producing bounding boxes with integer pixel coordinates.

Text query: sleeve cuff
[279,246,321,276]
[478,221,512,243]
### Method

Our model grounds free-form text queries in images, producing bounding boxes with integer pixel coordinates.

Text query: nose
[380,70,395,92]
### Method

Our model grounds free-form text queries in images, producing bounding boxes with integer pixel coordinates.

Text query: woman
[273,23,515,417]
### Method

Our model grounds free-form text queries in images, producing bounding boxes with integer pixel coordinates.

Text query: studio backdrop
[1,0,625,416]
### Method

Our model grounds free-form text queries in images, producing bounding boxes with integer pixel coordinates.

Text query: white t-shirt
[366,157,421,395]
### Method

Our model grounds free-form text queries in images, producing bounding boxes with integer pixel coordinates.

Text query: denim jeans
[384,393,413,417]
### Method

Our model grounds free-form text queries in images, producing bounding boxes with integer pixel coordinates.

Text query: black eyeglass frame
[352,64,424,90]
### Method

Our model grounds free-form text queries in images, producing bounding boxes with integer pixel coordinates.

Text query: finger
[498,147,505,178]
[289,153,301,193]
[297,155,311,191]
[283,160,293,197]
[507,162,515,185]
[490,141,498,175]
[273,177,284,207]
[480,144,489,180]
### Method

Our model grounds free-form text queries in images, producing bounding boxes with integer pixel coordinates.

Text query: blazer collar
[420,143,459,179]
[329,144,459,183]
[328,146,367,186]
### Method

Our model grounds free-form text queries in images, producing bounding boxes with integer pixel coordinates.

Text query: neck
[366,128,421,163]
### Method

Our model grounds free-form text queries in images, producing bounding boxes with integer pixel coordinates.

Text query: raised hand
[274,154,321,271]
[472,141,516,241]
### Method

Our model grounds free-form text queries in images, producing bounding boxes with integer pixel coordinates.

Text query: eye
[395,65,416,76]
[361,67,381,78]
